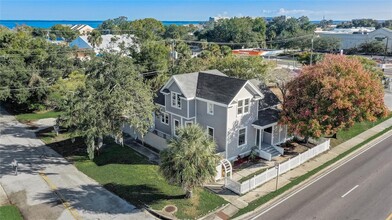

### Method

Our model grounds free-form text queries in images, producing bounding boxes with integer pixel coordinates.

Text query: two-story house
[123,70,288,162]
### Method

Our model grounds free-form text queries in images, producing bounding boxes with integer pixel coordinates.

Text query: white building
[69,34,136,54]
[315,27,392,52]
[70,24,94,35]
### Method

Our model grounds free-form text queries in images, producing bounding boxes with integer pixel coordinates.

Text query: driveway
[0,107,155,220]
[385,91,392,111]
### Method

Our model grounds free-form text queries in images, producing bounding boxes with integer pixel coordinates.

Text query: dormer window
[237,98,250,115]
[171,92,182,109]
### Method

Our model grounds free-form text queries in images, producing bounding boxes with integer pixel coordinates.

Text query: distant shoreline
[0,20,206,29]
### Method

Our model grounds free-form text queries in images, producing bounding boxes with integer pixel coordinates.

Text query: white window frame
[237,98,250,116]
[238,127,247,147]
[171,92,182,109]
[160,112,169,125]
[185,121,193,126]
[207,126,214,140]
[173,119,180,136]
[207,102,214,115]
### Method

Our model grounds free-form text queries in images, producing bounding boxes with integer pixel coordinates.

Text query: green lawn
[15,110,63,123]
[37,129,227,219]
[329,113,392,147]
[0,205,23,220]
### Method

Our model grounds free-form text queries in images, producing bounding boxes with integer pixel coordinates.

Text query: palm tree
[160,124,220,198]
[87,30,103,49]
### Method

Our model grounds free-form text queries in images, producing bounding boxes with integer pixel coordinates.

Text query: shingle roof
[196,72,247,104]
[252,108,281,127]
[154,88,165,106]
[249,79,280,109]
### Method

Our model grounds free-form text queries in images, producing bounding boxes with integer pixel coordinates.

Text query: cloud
[262,8,329,16]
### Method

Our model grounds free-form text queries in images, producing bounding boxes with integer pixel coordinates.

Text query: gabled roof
[196,72,247,104]
[159,70,272,105]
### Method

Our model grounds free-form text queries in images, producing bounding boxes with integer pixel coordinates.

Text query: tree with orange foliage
[280,54,388,142]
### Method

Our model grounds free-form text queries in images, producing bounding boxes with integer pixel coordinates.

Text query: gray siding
[155,113,172,135]
[196,100,227,153]
[226,85,259,160]
[165,82,188,117]
[188,99,196,118]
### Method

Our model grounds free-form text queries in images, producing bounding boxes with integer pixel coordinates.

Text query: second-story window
[237,98,250,115]
[171,92,182,109]
[207,102,214,115]
[160,112,169,125]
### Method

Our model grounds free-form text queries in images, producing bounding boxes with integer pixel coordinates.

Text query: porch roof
[252,108,281,127]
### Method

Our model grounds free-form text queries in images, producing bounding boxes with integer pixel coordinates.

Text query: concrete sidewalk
[204,117,392,220]
[0,106,155,220]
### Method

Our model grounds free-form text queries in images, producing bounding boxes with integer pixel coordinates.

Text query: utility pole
[310,35,314,65]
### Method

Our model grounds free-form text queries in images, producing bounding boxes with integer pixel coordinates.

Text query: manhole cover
[163,205,177,213]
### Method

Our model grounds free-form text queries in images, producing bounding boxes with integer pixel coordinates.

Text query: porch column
[271,125,274,145]
[258,129,261,148]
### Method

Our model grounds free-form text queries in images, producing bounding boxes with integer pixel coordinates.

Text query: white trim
[160,77,175,94]
[207,102,214,115]
[187,100,190,118]
[238,127,247,147]
[228,81,264,106]
[251,122,278,130]
[236,98,250,116]
[195,99,198,123]
[173,119,180,137]
[171,91,182,109]
[225,107,229,159]
[160,112,169,125]
[196,97,228,107]
[165,110,194,120]
[207,126,214,140]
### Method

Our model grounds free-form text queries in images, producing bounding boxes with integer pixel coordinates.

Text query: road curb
[233,128,392,220]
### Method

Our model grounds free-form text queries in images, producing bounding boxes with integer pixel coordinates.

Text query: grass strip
[233,125,392,219]
[16,110,63,123]
[0,205,23,220]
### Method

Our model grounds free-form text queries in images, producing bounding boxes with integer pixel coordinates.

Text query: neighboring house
[316,27,392,52]
[69,34,136,55]
[123,70,288,162]
[70,24,94,35]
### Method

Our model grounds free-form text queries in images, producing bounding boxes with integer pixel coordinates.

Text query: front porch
[252,108,288,161]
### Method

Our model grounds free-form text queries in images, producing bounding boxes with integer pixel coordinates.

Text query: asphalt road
[251,135,392,220]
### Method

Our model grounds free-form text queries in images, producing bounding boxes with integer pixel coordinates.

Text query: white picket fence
[226,139,330,195]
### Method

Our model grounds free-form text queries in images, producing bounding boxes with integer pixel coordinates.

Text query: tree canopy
[60,53,155,159]
[196,17,266,48]
[0,28,79,110]
[281,54,388,141]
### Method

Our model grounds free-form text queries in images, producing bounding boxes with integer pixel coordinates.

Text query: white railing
[226,139,330,195]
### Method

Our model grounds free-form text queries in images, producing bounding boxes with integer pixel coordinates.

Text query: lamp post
[275,161,279,191]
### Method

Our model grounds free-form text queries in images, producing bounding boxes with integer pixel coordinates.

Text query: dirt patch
[279,140,317,156]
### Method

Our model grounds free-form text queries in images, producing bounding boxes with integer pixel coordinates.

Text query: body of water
[0,20,205,29]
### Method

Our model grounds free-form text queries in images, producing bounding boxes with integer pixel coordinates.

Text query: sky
[0,0,391,21]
